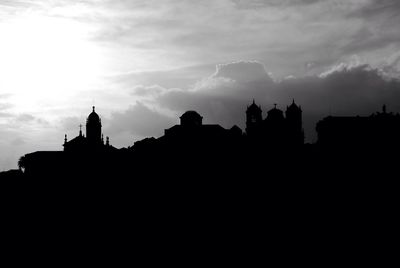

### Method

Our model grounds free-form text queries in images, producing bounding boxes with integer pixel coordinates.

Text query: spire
[64,134,67,144]
[79,124,82,136]
[106,136,110,146]
[274,103,277,109]
[292,99,295,104]
[253,99,255,105]
[92,106,95,113]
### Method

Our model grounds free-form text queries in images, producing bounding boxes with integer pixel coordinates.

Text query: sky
[1,0,400,170]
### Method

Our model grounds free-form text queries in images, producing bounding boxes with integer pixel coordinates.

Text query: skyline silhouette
[2,100,399,178]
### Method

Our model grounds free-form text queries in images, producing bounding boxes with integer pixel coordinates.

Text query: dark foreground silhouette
[2,101,398,200]
[4,102,397,179]
[1,102,398,261]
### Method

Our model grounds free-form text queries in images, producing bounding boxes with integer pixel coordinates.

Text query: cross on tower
[79,124,83,136]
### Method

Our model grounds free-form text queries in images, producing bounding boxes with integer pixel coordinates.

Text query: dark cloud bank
[110,60,400,143]
[107,102,175,138]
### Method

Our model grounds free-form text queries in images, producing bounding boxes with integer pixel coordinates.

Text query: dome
[180,110,203,126]
[87,106,101,125]
[180,111,203,119]
[181,110,201,117]
[86,106,102,143]
[267,104,284,120]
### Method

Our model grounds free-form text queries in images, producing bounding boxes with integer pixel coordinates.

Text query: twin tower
[246,100,304,147]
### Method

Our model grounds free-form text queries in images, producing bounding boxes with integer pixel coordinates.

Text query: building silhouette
[21,107,117,177]
[63,106,116,152]
[11,100,400,179]
[316,105,400,151]
[16,101,309,177]
[163,110,242,144]
[245,100,263,137]
[246,100,304,147]
[131,110,243,158]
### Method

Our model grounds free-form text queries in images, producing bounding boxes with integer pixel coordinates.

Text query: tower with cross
[86,106,102,145]
[63,106,115,152]
[246,99,263,137]
[245,100,304,147]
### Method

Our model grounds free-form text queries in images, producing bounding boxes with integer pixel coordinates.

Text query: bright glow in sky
[0,15,104,112]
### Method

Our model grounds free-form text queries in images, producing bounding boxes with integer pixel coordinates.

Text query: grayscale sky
[1,0,400,170]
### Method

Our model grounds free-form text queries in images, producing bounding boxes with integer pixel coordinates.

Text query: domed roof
[267,104,284,120]
[181,110,200,117]
[87,106,101,124]
[180,110,202,120]
[180,110,203,126]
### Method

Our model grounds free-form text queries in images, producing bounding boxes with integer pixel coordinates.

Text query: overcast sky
[1,0,400,170]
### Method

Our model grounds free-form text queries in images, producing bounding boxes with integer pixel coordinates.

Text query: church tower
[246,100,263,137]
[285,99,304,145]
[86,106,102,145]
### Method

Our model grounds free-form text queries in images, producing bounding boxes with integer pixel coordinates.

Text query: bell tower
[285,99,304,145]
[246,100,263,137]
[86,106,102,144]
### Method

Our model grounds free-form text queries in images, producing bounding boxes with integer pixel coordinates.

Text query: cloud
[106,102,175,139]
[349,0,400,18]
[0,93,12,99]
[190,61,275,96]
[0,101,13,118]
[0,0,42,8]
[11,137,25,146]
[212,61,274,83]
[60,116,86,132]
[0,112,12,118]
[10,113,49,126]
[16,114,35,122]
[3,0,399,79]
[81,0,376,77]
[339,0,400,56]
[381,52,400,79]
[233,0,320,9]
[0,103,12,111]
[110,64,215,90]
[131,85,168,97]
